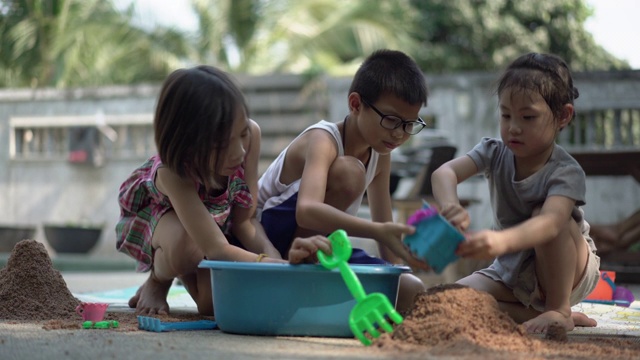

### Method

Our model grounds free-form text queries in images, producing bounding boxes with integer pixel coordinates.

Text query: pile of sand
[385,284,533,349]
[0,239,79,320]
[374,284,640,359]
[0,239,209,331]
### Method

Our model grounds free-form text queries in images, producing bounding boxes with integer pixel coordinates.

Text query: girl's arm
[156,167,260,262]
[458,195,577,258]
[230,214,281,258]
[230,119,281,258]
[431,155,479,231]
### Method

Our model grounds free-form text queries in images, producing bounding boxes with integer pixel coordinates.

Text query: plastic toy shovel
[317,229,403,346]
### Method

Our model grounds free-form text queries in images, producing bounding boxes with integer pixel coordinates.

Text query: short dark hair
[154,65,248,189]
[349,49,428,106]
[497,52,579,120]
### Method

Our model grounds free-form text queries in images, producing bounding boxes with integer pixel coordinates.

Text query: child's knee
[537,218,581,254]
[456,275,479,289]
[400,273,425,292]
[397,273,425,311]
[327,156,366,198]
[161,233,204,275]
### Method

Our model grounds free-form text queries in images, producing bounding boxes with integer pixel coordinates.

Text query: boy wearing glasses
[256,49,429,312]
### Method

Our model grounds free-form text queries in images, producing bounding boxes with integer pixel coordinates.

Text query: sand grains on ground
[374,283,640,359]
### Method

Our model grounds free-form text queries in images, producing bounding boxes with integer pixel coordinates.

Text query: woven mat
[74,285,197,310]
[571,301,640,336]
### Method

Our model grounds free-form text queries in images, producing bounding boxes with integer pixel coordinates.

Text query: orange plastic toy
[585,271,615,301]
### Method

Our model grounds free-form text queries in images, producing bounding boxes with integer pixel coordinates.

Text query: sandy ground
[1,270,639,360]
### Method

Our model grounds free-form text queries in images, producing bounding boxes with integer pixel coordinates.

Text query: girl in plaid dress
[116,66,331,315]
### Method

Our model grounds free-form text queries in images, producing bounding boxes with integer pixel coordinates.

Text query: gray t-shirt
[467,137,596,287]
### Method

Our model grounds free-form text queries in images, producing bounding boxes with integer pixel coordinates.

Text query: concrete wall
[1,71,639,259]
[0,86,158,256]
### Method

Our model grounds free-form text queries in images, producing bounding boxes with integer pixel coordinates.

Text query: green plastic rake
[317,230,403,346]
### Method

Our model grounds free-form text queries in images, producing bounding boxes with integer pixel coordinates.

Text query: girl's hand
[263,247,283,260]
[377,222,430,271]
[288,235,332,264]
[456,230,507,260]
[439,203,471,232]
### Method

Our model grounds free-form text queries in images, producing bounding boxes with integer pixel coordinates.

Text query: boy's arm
[230,119,281,258]
[295,130,387,237]
[295,133,427,269]
[366,154,403,264]
[287,235,332,264]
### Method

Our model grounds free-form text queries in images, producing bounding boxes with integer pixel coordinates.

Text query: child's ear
[347,92,362,113]
[558,104,574,129]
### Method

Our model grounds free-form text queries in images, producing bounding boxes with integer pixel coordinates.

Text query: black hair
[154,65,248,189]
[349,49,428,106]
[497,52,579,121]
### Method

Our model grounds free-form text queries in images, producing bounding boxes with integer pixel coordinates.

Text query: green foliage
[0,0,188,88]
[190,0,418,75]
[0,0,630,88]
[408,0,629,72]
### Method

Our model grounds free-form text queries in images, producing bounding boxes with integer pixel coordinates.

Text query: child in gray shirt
[431,53,600,334]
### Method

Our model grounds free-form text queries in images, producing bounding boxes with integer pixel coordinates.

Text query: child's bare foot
[128,273,173,315]
[571,311,597,327]
[523,310,573,333]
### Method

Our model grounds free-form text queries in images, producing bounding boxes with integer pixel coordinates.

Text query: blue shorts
[260,192,388,265]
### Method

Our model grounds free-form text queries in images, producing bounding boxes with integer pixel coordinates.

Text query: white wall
[1,72,639,259]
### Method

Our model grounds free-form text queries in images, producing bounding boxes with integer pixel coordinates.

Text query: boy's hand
[456,230,507,259]
[288,235,332,264]
[439,203,471,232]
[378,222,430,271]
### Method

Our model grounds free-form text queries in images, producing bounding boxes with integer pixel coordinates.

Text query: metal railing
[559,108,640,151]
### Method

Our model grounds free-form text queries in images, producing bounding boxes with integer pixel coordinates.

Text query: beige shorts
[478,241,601,313]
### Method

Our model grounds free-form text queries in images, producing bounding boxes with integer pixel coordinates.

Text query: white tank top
[257,120,379,218]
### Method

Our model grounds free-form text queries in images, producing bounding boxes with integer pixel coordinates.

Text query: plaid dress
[115,155,252,272]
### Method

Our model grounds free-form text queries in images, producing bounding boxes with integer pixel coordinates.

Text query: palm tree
[0,0,189,88]
[190,0,418,75]
[1,0,627,88]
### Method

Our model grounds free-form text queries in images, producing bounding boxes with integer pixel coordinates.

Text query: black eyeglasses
[361,99,426,135]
